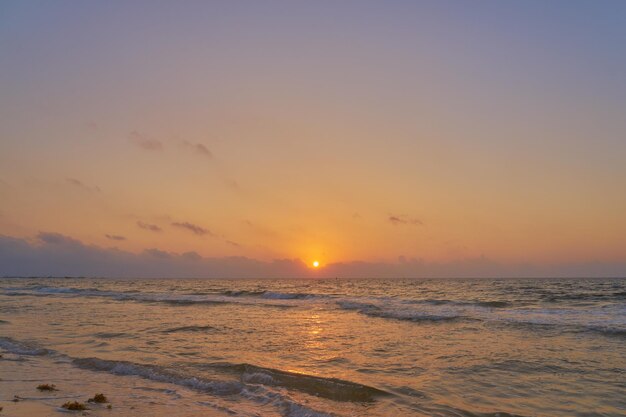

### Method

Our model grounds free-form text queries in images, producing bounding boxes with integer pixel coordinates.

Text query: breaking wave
[3,284,624,340]
[337,300,463,322]
[2,334,386,416]
[72,357,245,396]
[73,356,342,417]
[73,357,387,403]
[2,286,300,309]
[71,357,382,416]
[0,336,53,356]
[200,362,389,402]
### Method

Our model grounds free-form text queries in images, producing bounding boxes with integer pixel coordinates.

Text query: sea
[1,277,624,416]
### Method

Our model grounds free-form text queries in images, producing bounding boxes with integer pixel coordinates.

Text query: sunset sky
[1,1,626,277]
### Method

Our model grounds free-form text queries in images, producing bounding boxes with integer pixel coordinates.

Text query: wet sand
[0,353,226,417]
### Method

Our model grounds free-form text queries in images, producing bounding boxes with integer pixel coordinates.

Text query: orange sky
[1,2,626,275]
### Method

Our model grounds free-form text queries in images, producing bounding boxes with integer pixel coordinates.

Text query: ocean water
[1,277,624,416]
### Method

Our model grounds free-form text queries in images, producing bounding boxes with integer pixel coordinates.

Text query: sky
[1,1,626,278]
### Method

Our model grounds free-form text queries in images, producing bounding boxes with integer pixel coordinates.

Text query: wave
[3,286,299,309]
[0,336,53,356]
[220,290,267,297]
[2,332,387,410]
[6,285,623,339]
[218,289,320,300]
[72,357,387,403]
[2,291,55,297]
[72,357,245,395]
[474,300,510,308]
[93,331,129,339]
[75,357,347,417]
[494,318,626,339]
[338,300,626,340]
[262,291,316,300]
[1,285,515,311]
[184,288,508,307]
[415,299,511,308]
[338,301,462,323]
[204,362,389,402]
[160,325,219,334]
[587,326,626,338]
[3,339,335,417]
[541,292,626,302]
[71,357,379,415]
[449,359,584,376]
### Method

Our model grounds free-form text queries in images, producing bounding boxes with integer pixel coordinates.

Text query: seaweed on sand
[37,383,58,391]
[88,393,108,403]
[61,401,87,411]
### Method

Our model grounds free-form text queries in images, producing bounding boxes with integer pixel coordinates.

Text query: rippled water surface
[1,277,625,416]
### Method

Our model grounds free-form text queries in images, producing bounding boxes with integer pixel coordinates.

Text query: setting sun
[312,261,320,268]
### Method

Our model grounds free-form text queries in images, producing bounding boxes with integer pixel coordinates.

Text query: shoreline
[0,352,229,417]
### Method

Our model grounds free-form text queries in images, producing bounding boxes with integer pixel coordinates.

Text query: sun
[312,261,320,268]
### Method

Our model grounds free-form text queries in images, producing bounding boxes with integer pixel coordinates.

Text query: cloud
[105,234,126,241]
[1,233,625,278]
[137,221,162,232]
[388,215,422,226]
[143,248,171,259]
[171,221,212,236]
[66,178,101,192]
[181,251,202,261]
[0,233,307,278]
[129,131,163,151]
[37,232,81,245]
[181,140,212,158]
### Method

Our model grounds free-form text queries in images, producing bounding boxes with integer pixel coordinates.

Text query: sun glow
[312,261,320,268]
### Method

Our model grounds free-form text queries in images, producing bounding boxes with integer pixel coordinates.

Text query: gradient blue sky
[1,1,625,277]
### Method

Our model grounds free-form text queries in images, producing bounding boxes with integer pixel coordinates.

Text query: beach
[1,349,230,417]
[1,277,624,417]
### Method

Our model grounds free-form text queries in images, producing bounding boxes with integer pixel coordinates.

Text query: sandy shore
[0,352,228,417]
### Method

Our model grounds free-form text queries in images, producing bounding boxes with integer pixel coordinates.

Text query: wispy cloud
[105,234,126,241]
[129,131,163,151]
[37,232,81,245]
[3,233,625,279]
[66,178,101,192]
[137,221,162,232]
[388,215,423,226]
[171,221,212,236]
[143,248,171,259]
[181,140,212,158]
